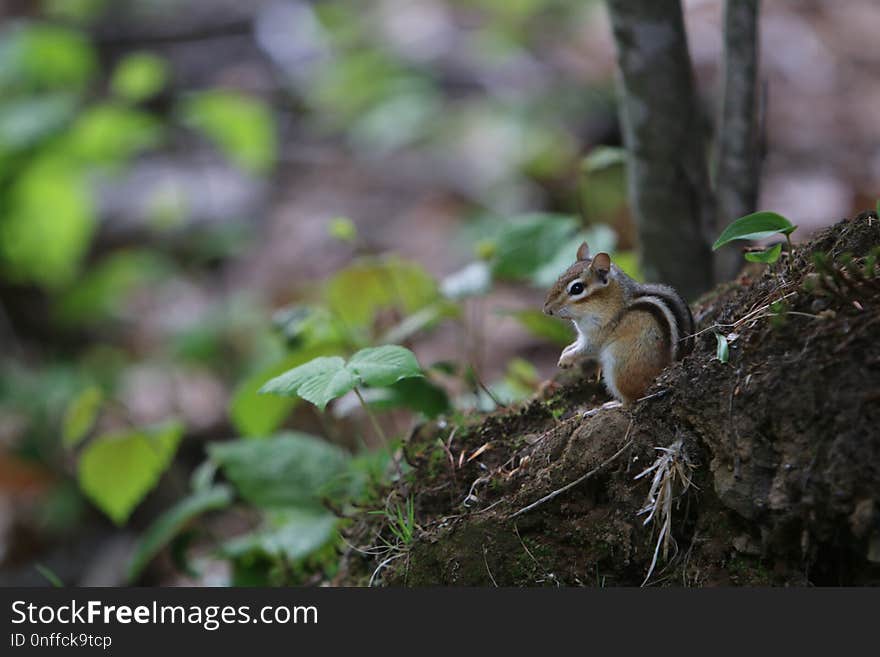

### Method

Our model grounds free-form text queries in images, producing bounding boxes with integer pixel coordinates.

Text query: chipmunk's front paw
[557,352,577,369]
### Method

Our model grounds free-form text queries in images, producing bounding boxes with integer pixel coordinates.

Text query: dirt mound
[339,211,880,586]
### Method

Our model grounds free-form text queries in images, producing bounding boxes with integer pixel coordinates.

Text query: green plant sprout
[369,496,416,547]
[259,345,423,444]
[713,211,798,263]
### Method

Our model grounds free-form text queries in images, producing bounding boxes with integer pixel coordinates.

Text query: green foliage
[348,345,423,387]
[359,376,451,418]
[0,157,94,289]
[441,261,492,300]
[491,213,579,281]
[744,243,783,264]
[371,496,415,546]
[55,250,172,325]
[0,23,97,91]
[65,103,163,165]
[327,216,357,242]
[128,485,233,581]
[181,90,276,174]
[260,356,356,411]
[223,508,338,563]
[111,52,168,103]
[34,563,64,587]
[0,92,77,154]
[510,309,573,345]
[713,211,797,250]
[260,346,423,410]
[208,432,351,509]
[324,256,438,336]
[61,385,103,448]
[77,421,184,525]
[581,146,626,173]
[42,0,108,23]
[229,345,341,438]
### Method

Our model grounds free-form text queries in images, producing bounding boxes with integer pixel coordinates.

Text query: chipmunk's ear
[576,241,590,261]
[591,252,611,283]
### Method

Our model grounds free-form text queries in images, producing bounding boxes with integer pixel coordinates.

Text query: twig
[508,421,634,519]
[483,545,498,587]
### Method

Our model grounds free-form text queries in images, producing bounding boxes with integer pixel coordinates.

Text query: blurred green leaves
[77,421,184,525]
[55,250,172,325]
[61,385,103,448]
[324,256,438,333]
[111,52,168,103]
[128,484,233,581]
[0,23,97,92]
[208,432,351,509]
[181,91,276,174]
[0,157,94,289]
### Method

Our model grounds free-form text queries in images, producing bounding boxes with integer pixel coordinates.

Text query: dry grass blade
[635,437,695,586]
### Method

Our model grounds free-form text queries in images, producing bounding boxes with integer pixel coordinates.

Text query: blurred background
[0,0,877,586]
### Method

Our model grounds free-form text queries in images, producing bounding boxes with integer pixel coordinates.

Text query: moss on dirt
[337,211,880,587]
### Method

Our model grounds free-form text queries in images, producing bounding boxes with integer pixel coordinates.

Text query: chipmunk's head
[542,242,613,319]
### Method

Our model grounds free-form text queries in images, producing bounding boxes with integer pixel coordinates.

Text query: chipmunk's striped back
[629,284,694,360]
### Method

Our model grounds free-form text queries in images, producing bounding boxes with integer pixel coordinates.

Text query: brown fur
[543,244,692,405]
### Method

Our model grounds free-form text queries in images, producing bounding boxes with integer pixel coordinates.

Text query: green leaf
[77,421,184,525]
[34,563,64,587]
[0,157,95,289]
[65,103,163,166]
[511,309,574,346]
[324,256,438,333]
[712,211,797,250]
[347,345,422,387]
[380,301,459,345]
[222,508,337,562]
[230,350,335,438]
[744,243,783,263]
[259,356,356,411]
[55,250,171,325]
[715,333,730,364]
[610,250,644,281]
[0,93,78,153]
[62,386,103,448]
[327,216,357,242]
[271,305,347,349]
[364,376,450,418]
[492,214,579,281]
[581,146,626,173]
[111,52,167,103]
[0,23,97,91]
[208,432,350,508]
[440,261,491,300]
[530,225,617,287]
[181,90,276,174]
[127,485,233,582]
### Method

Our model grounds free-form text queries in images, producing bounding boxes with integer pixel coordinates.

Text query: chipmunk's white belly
[598,347,623,402]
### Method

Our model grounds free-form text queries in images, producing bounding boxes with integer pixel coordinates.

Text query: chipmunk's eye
[568,282,585,295]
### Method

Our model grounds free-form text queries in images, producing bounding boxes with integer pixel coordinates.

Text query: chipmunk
[543,242,694,406]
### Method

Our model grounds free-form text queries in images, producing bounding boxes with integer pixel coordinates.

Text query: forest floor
[338,211,880,586]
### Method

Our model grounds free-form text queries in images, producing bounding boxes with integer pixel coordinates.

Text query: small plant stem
[354,387,389,446]
[785,233,792,256]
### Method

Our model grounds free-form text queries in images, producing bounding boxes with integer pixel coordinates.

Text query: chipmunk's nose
[543,303,553,316]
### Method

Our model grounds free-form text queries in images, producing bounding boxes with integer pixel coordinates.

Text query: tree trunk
[605,0,715,300]
[715,0,762,281]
